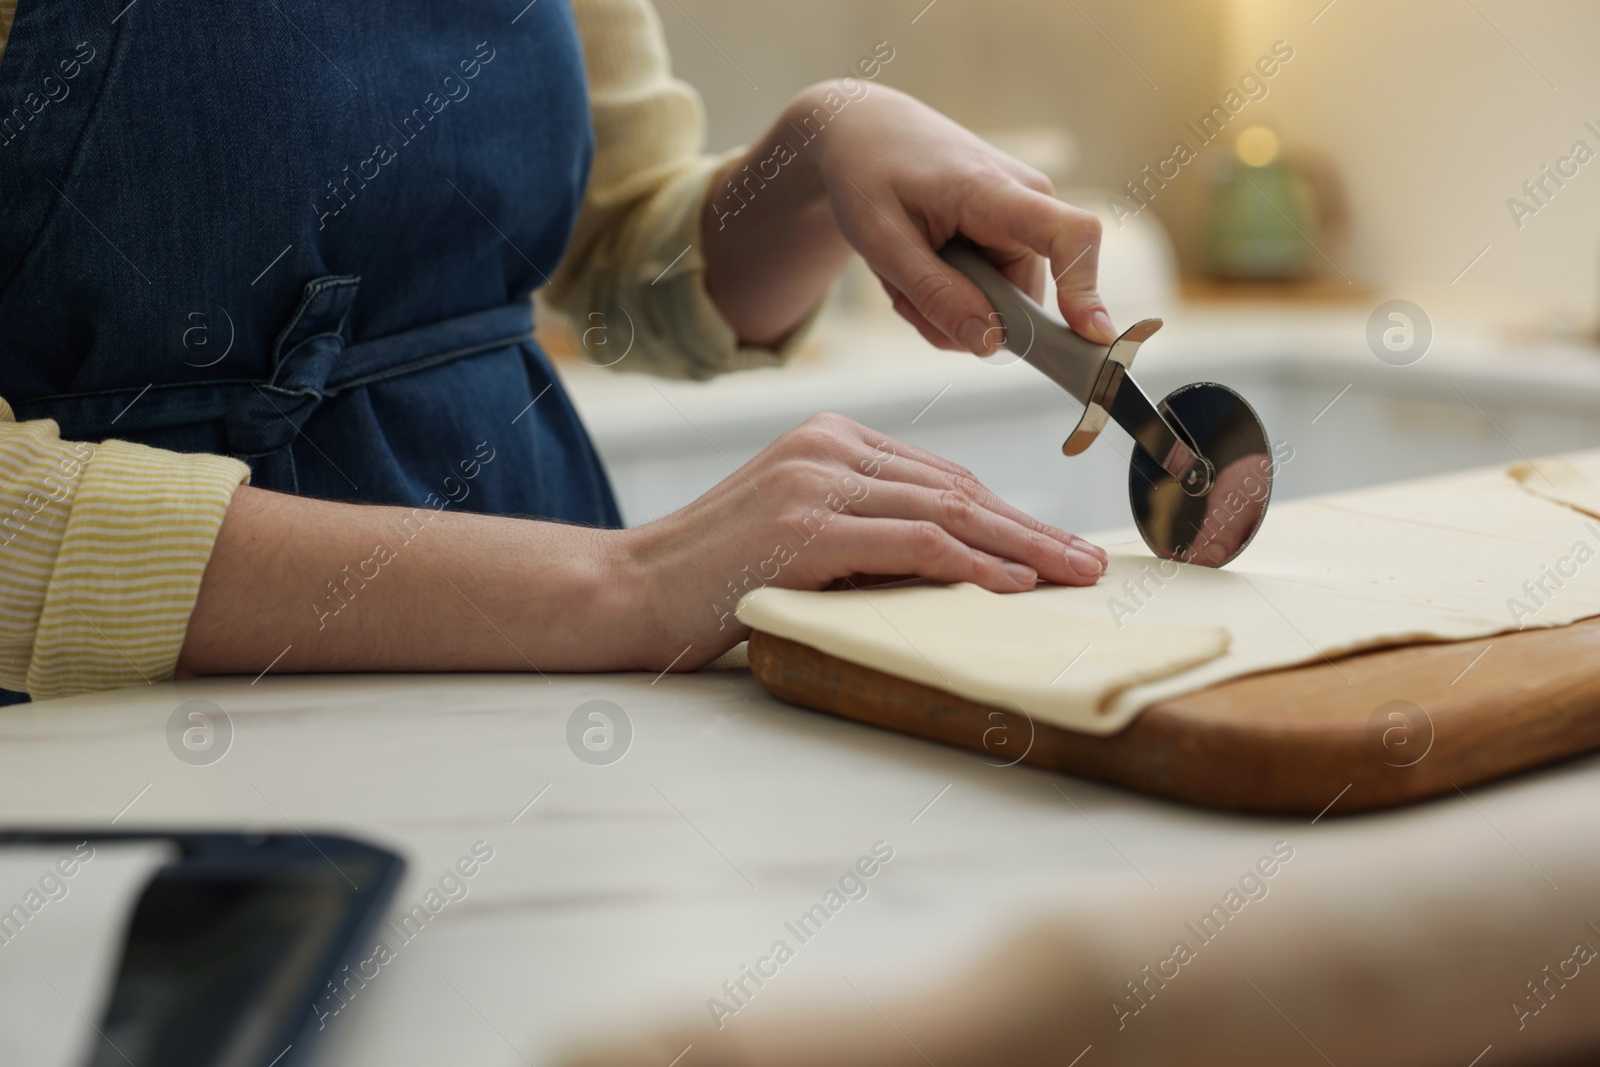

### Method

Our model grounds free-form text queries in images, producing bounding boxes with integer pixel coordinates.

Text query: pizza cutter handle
[937,239,1209,492]
[936,238,1108,405]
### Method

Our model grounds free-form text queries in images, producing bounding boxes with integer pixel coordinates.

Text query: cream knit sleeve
[0,400,249,701]
[547,0,817,380]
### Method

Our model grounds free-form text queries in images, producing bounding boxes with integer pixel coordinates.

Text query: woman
[0,0,1111,704]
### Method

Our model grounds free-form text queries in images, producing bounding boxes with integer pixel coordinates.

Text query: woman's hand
[616,412,1106,670]
[702,81,1114,353]
[816,83,1114,352]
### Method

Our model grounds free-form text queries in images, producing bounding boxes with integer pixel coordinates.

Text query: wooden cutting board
[747,617,1600,815]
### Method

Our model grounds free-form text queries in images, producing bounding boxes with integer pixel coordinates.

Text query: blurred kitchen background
[544,0,1600,536]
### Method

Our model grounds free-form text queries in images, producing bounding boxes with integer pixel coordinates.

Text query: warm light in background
[1234,125,1280,168]
[653,0,1599,321]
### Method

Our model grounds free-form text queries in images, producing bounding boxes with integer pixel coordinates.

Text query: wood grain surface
[747,618,1600,815]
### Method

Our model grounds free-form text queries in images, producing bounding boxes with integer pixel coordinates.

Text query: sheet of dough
[1510,453,1600,517]
[738,583,1230,725]
[739,453,1600,735]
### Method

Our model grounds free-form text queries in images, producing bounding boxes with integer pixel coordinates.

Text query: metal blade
[1104,364,1212,495]
[1128,383,1274,568]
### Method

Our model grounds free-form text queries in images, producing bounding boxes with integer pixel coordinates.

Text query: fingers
[823,516,1039,594]
[843,479,1105,585]
[997,248,1049,306]
[848,188,1007,355]
[868,449,1107,568]
[852,169,1109,355]
[956,182,1114,345]
[880,276,966,352]
[770,414,1107,591]
[837,422,1108,565]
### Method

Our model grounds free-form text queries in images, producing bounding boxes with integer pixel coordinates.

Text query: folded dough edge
[737,582,1230,736]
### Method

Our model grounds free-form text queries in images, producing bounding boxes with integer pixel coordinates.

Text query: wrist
[774,82,839,207]
[597,524,680,669]
[706,88,836,235]
[558,525,657,669]
[479,521,659,674]
[699,87,853,349]
[787,78,905,183]
[605,516,751,673]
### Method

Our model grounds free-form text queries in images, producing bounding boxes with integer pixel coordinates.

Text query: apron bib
[0,0,622,702]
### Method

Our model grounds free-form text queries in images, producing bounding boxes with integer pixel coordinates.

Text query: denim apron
[0,0,622,703]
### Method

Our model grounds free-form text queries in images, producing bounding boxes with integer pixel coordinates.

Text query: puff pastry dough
[740,455,1600,735]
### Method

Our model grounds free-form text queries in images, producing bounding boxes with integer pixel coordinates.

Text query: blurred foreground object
[558,837,1600,1067]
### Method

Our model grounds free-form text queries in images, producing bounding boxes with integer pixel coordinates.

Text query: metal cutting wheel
[939,240,1273,567]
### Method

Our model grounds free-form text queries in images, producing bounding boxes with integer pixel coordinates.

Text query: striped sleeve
[0,400,249,701]
[546,0,819,380]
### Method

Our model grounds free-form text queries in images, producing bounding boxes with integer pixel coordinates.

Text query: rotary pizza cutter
[939,239,1273,567]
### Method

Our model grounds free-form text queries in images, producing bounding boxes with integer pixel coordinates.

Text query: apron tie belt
[16,275,538,459]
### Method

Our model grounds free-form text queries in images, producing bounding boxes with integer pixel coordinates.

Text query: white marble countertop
[6,302,1600,1062]
[5,668,1599,1064]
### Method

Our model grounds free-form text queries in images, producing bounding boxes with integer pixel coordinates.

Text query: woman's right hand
[616,412,1106,670]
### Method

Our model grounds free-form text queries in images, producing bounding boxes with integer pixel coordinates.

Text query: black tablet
[0,830,404,1067]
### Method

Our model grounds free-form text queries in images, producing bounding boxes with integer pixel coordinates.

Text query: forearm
[177,408,1107,683]
[177,486,651,677]
[700,82,854,348]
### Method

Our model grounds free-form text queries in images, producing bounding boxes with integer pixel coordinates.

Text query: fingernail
[1071,536,1107,561]
[958,316,994,354]
[1005,562,1037,586]
[1066,549,1104,578]
[1090,309,1115,342]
